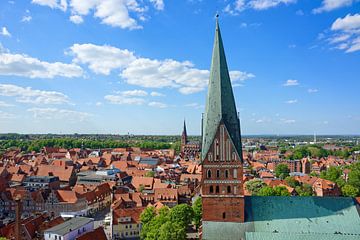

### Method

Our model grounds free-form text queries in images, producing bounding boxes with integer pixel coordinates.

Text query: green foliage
[0,137,175,153]
[320,166,342,183]
[273,186,291,196]
[275,164,290,179]
[171,141,181,153]
[170,204,194,227]
[348,162,360,189]
[145,171,155,177]
[295,183,313,196]
[245,179,266,195]
[192,197,202,230]
[257,186,275,196]
[257,186,290,196]
[285,176,300,188]
[158,222,187,240]
[341,184,359,197]
[140,206,156,225]
[319,162,360,197]
[140,204,194,240]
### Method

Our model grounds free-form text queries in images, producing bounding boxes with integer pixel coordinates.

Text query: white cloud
[69,43,135,75]
[313,0,356,14]
[32,0,67,11]
[21,15,32,22]
[185,102,204,109]
[331,13,360,31]
[283,79,299,86]
[104,94,145,105]
[0,49,83,78]
[223,0,296,14]
[69,15,83,24]
[119,89,148,97]
[95,101,102,106]
[150,91,165,97]
[69,43,254,94]
[308,88,318,93]
[326,13,360,53]
[248,0,297,10]
[281,118,296,124]
[0,101,14,107]
[33,0,164,30]
[148,101,167,108]
[0,110,16,119]
[1,27,11,37]
[285,99,298,104]
[150,0,164,10]
[0,84,70,105]
[27,107,91,121]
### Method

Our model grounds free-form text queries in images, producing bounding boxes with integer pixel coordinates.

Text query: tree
[320,166,342,183]
[285,176,300,188]
[341,184,359,197]
[245,179,266,195]
[170,204,194,227]
[158,222,186,240]
[273,186,291,196]
[257,186,290,196]
[145,171,155,177]
[257,186,275,196]
[348,163,360,189]
[192,197,202,230]
[140,206,156,225]
[295,183,313,196]
[275,164,290,179]
[140,204,193,240]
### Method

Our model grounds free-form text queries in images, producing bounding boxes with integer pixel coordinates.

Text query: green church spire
[201,16,242,161]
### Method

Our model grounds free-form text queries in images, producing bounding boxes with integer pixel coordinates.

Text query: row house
[112,207,145,240]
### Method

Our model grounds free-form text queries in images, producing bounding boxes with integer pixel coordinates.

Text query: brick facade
[201,123,244,223]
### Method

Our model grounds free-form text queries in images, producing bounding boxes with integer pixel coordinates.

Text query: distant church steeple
[182,119,188,145]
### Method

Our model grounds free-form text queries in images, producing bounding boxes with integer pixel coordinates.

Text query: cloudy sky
[0,0,359,135]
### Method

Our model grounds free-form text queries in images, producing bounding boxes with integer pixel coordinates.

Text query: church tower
[201,16,244,223]
[181,120,188,153]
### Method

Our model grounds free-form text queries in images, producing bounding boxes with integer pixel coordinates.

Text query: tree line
[0,138,178,153]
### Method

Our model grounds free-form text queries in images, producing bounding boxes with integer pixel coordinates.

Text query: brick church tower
[181,120,188,153]
[201,16,244,223]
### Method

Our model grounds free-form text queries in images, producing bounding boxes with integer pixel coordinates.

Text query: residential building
[44,217,94,240]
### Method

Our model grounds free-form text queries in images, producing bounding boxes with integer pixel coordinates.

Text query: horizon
[0,1,359,135]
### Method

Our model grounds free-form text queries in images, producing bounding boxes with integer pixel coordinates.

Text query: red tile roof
[76,227,107,240]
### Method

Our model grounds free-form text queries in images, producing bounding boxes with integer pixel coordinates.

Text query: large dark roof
[202,196,360,240]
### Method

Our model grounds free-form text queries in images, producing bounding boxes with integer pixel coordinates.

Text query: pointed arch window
[215,186,220,193]
[225,169,229,178]
[215,139,220,161]
[207,169,212,179]
[216,169,220,178]
[233,169,238,178]
[226,139,231,161]
[232,152,237,161]
[209,186,214,193]
[227,186,231,193]
[208,153,213,162]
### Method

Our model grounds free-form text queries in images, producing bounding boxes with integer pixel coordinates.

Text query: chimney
[15,196,22,240]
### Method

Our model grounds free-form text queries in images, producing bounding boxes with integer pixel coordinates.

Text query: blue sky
[0,0,359,135]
